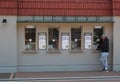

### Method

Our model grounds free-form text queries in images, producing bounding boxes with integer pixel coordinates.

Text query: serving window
[48,28,59,50]
[25,26,36,51]
[93,26,104,50]
[71,28,81,50]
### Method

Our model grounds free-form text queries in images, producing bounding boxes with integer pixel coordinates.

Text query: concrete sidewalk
[0,71,120,79]
[15,71,120,78]
[0,72,120,82]
[0,73,11,79]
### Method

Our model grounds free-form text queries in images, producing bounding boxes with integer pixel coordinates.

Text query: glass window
[93,26,103,50]
[71,28,81,50]
[44,16,52,21]
[87,17,97,22]
[25,26,36,51]
[53,16,63,22]
[66,17,75,22]
[34,16,44,22]
[48,28,59,50]
[77,17,86,22]
[99,16,113,22]
[17,16,33,22]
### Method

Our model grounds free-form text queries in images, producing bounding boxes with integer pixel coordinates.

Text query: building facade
[0,0,120,73]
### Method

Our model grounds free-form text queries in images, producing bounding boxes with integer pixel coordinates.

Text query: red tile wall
[18,0,111,2]
[113,0,120,16]
[0,0,120,16]
[17,0,112,16]
[18,2,111,9]
[0,0,17,15]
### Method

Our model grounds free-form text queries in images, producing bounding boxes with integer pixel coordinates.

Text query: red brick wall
[0,0,17,15]
[113,0,120,16]
[18,0,112,16]
[1,0,120,16]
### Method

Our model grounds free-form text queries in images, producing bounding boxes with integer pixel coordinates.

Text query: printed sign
[61,33,69,49]
[84,33,92,49]
[39,33,46,49]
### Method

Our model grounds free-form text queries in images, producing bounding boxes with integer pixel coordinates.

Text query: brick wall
[113,0,120,16]
[1,0,120,16]
[18,0,112,16]
[0,0,17,15]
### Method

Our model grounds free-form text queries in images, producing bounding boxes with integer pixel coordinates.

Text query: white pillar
[0,16,17,73]
[113,16,120,71]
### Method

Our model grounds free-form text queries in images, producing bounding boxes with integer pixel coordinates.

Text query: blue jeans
[100,52,109,70]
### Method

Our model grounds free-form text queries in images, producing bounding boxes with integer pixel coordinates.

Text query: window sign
[84,33,92,49]
[61,33,69,49]
[38,32,46,49]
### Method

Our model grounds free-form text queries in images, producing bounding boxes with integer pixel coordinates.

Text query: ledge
[92,50,101,53]
[47,50,61,53]
[69,50,84,53]
[23,50,38,53]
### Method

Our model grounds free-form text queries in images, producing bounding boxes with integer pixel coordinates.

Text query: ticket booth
[17,16,113,72]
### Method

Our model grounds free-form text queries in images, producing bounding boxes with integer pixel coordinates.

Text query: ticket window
[93,26,103,50]
[48,28,59,50]
[25,26,36,51]
[71,28,81,50]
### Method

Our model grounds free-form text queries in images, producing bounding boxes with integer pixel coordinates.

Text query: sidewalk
[15,71,120,78]
[0,73,11,79]
[0,71,120,79]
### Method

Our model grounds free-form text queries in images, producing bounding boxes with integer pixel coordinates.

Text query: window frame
[70,27,82,52]
[48,27,60,51]
[93,26,104,51]
[24,25,37,51]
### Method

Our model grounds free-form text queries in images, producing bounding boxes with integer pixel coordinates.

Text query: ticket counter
[17,17,113,72]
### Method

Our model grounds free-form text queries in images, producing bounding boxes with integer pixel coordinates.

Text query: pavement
[15,71,120,78]
[0,73,11,79]
[0,71,120,79]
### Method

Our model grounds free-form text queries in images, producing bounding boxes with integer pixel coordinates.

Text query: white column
[113,16,120,71]
[0,16,17,73]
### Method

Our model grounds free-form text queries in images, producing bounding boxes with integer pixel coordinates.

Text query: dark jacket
[100,37,109,52]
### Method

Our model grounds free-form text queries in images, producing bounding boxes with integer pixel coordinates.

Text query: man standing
[100,34,109,72]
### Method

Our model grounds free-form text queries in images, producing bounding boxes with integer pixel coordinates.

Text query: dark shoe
[102,68,105,71]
